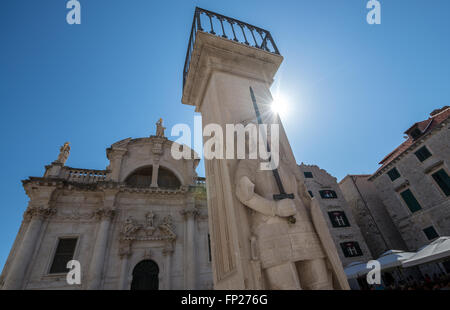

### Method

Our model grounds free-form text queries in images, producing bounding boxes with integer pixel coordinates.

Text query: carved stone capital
[94,208,116,221]
[23,206,56,221]
[180,207,199,219]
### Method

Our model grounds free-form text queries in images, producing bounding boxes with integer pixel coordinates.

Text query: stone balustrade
[63,167,107,184]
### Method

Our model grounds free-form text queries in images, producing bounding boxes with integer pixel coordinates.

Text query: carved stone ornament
[120,213,176,242]
[180,207,199,219]
[23,206,57,221]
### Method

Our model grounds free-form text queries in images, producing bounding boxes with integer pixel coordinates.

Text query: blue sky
[0,0,449,269]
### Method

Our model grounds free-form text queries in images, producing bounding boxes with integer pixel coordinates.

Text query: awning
[344,250,415,279]
[344,261,369,279]
[376,249,415,270]
[402,237,450,268]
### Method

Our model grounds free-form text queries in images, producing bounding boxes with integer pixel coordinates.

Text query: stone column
[3,206,56,290]
[181,206,199,289]
[151,162,159,188]
[118,241,131,290]
[87,207,116,290]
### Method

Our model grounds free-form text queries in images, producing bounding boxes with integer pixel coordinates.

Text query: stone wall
[369,119,450,251]
[298,164,372,267]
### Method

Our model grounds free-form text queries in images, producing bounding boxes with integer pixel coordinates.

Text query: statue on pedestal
[55,142,70,165]
[155,118,166,137]
[235,133,349,290]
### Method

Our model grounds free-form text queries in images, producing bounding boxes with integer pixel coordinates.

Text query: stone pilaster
[87,190,117,289]
[162,242,174,290]
[118,241,131,290]
[181,206,199,289]
[3,206,56,290]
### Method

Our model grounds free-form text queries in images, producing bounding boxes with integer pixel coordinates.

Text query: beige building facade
[0,125,213,290]
[339,174,408,259]
[340,106,450,277]
[298,164,372,267]
[369,107,449,252]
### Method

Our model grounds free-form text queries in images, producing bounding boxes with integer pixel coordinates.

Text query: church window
[304,172,313,178]
[49,238,78,274]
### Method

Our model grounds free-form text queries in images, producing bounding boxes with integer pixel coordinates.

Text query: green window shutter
[414,146,432,162]
[400,189,422,213]
[387,168,401,181]
[432,169,450,196]
[423,226,439,240]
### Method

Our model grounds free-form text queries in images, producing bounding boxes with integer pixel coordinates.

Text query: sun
[270,93,289,116]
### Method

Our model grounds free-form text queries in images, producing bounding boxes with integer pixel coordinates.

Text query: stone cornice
[21,177,197,197]
[369,116,449,181]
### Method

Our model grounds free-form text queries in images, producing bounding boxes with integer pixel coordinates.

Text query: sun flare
[271,94,289,116]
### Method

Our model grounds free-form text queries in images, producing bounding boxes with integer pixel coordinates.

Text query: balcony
[183,7,280,89]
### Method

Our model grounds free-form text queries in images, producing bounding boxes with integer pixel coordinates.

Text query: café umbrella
[402,237,450,268]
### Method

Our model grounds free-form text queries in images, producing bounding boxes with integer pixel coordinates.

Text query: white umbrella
[377,250,415,270]
[402,237,450,268]
[344,250,415,279]
[344,261,369,279]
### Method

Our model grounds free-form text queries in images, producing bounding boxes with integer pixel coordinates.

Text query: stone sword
[249,86,296,224]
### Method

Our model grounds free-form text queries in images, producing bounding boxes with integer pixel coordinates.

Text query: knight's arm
[235,176,277,216]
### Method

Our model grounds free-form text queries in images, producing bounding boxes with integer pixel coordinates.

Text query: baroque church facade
[0,121,213,290]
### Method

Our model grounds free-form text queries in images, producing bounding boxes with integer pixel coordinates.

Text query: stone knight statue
[155,118,166,137]
[55,142,70,165]
[234,132,349,290]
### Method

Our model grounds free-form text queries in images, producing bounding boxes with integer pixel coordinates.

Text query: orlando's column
[181,8,349,290]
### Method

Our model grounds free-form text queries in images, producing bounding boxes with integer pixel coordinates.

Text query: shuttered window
[328,211,350,228]
[387,167,401,181]
[432,169,450,196]
[423,226,439,241]
[414,146,432,162]
[319,190,337,199]
[340,242,363,257]
[49,238,78,274]
[400,189,422,213]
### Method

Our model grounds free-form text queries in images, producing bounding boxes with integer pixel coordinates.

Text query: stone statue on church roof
[155,118,166,137]
[55,142,70,165]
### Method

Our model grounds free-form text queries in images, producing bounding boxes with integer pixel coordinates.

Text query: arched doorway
[130,260,159,290]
